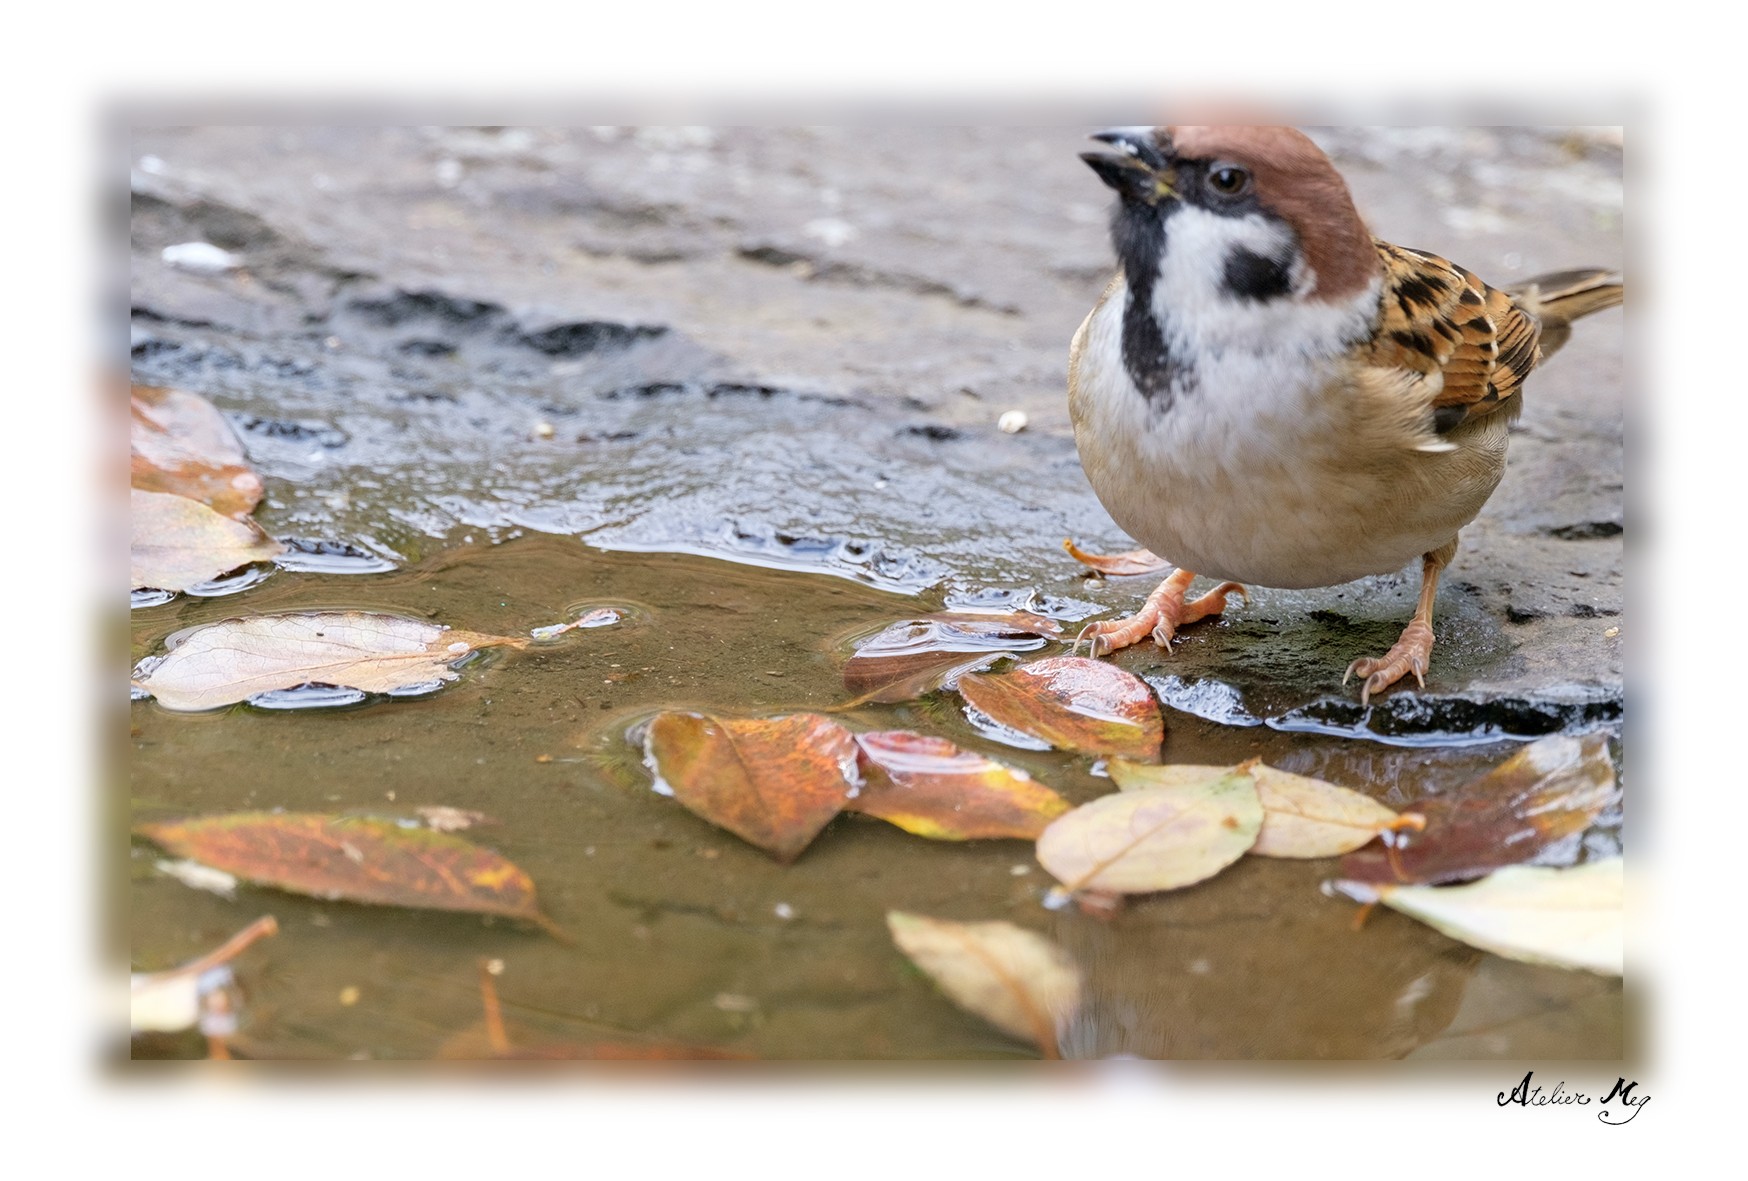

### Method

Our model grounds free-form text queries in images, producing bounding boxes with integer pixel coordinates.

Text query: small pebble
[162,241,242,273]
[485,959,505,976]
[533,421,556,439]
[339,986,360,1006]
[773,903,796,920]
[998,409,1028,434]
[1604,626,1620,638]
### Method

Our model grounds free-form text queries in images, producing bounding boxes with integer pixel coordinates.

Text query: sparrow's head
[1082,125,1379,306]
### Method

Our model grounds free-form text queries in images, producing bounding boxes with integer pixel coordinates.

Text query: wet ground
[127,125,1625,1059]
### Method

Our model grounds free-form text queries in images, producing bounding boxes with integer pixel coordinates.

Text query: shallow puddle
[129,535,1621,1060]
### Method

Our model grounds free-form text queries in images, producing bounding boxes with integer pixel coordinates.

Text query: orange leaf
[1063,539,1169,577]
[957,656,1163,762]
[135,813,563,936]
[643,712,859,862]
[850,730,1072,840]
[131,385,265,519]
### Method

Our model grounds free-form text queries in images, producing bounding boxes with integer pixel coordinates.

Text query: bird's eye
[1209,166,1250,196]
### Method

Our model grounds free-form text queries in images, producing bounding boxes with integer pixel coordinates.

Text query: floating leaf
[886,912,1081,1057]
[1338,858,1623,975]
[1339,734,1620,886]
[131,385,264,518]
[131,488,286,592]
[132,915,278,1036]
[1116,761,1399,858]
[958,656,1163,762]
[1038,766,1262,894]
[135,814,562,936]
[131,611,524,711]
[850,730,1071,840]
[842,613,1060,704]
[1063,538,1169,577]
[643,712,859,862]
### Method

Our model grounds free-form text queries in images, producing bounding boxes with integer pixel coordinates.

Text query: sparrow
[1065,126,1622,702]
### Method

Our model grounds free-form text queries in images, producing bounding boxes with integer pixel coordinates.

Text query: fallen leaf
[1063,539,1169,577]
[1037,766,1262,894]
[886,911,1081,1057]
[1339,734,1620,886]
[131,915,277,1036]
[131,488,286,592]
[958,656,1163,762]
[136,813,563,936]
[131,385,264,518]
[842,614,1059,704]
[1337,858,1623,975]
[850,730,1071,840]
[131,611,524,711]
[1115,761,1399,858]
[643,712,859,862]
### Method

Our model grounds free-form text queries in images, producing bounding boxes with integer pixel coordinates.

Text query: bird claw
[1345,640,1430,705]
[1074,622,1111,659]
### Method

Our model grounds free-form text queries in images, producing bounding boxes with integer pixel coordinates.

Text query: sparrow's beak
[1081,128,1177,206]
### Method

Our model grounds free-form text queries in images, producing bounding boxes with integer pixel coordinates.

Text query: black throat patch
[1113,201,1193,409]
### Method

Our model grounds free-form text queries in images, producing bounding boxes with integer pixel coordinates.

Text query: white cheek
[1149,205,1372,357]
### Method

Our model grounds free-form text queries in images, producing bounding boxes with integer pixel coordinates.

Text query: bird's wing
[1363,239,1542,433]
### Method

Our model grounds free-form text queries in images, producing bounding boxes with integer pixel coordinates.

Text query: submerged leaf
[851,730,1071,840]
[131,385,264,518]
[131,611,524,711]
[1339,858,1623,975]
[1116,762,1399,858]
[643,712,859,862]
[887,911,1081,1057]
[135,814,561,935]
[958,656,1163,762]
[131,488,285,592]
[1063,539,1169,577]
[1339,734,1620,886]
[842,614,1060,704]
[1038,765,1262,894]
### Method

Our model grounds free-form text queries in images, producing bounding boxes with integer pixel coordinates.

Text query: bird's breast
[1068,283,1507,589]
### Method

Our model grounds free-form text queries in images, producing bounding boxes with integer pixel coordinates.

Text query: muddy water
[129,535,1621,1060]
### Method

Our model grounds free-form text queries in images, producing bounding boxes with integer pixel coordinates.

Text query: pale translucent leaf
[1037,766,1262,894]
[131,488,285,592]
[1115,761,1398,858]
[1347,858,1623,975]
[887,911,1081,1056]
[132,611,522,711]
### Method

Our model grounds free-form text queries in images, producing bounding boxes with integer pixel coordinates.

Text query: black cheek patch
[1221,246,1293,302]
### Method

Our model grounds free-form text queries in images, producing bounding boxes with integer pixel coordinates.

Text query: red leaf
[1337,734,1619,886]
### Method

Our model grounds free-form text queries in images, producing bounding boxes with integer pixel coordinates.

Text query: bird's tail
[1510,268,1624,358]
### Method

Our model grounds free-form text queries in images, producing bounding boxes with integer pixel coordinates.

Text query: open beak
[1081,128,1177,206]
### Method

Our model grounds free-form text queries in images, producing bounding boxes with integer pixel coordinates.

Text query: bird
[1065,126,1622,703]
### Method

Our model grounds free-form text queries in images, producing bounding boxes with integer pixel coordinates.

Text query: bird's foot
[1075,569,1246,658]
[1343,618,1434,705]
